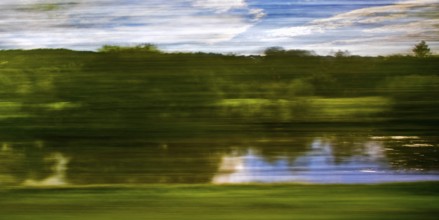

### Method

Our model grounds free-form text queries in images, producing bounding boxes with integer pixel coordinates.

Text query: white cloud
[1,0,436,55]
[250,8,266,21]
[0,0,263,50]
[308,0,437,27]
[268,0,438,38]
[268,26,324,38]
[363,19,439,35]
[357,14,407,24]
[264,0,439,55]
[192,0,247,12]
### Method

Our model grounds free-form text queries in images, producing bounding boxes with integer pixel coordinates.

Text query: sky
[0,0,438,55]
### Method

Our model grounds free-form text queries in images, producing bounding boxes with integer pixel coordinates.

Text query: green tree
[334,50,350,58]
[264,46,285,56]
[412,40,431,57]
[99,43,160,53]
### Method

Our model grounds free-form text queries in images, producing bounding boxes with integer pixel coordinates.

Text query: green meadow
[1,182,439,220]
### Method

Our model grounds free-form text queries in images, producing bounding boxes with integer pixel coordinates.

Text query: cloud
[308,0,437,27]
[1,0,436,55]
[249,8,266,21]
[264,0,439,55]
[268,26,324,38]
[268,0,438,37]
[363,19,439,36]
[0,0,264,50]
[192,0,247,12]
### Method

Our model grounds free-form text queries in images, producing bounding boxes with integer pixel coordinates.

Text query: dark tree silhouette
[412,40,431,57]
[334,50,350,58]
[264,47,315,56]
[264,46,285,56]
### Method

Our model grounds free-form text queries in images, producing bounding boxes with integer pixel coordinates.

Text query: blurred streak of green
[1,182,438,219]
[0,48,438,218]
[0,49,438,140]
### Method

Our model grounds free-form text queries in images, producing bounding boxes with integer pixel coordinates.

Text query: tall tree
[412,40,431,57]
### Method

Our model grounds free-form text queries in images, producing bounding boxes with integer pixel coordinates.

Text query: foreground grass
[1,182,438,220]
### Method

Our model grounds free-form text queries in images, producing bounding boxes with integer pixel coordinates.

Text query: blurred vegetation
[98,44,161,53]
[1,182,438,220]
[0,46,438,185]
[0,46,438,141]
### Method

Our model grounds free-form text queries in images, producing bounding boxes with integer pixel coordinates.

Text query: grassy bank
[1,182,438,220]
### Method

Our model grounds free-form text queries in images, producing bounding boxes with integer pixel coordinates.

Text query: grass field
[1,182,438,220]
[216,96,391,122]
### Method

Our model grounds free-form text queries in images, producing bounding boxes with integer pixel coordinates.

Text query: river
[1,133,438,186]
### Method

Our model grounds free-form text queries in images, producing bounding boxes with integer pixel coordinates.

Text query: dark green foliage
[0,49,438,140]
[264,47,316,57]
[412,40,431,57]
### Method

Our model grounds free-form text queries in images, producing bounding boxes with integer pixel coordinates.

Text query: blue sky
[0,0,437,55]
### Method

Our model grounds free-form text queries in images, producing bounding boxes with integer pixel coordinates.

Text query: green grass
[309,96,392,121]
[216,97,391,122]
[1,182,438,220]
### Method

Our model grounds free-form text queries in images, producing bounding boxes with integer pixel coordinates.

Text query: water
[213,137,439,184]
[1,134,438,186]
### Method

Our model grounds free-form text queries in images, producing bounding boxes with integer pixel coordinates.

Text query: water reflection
[0,135,438,185]
[213,138,439,184]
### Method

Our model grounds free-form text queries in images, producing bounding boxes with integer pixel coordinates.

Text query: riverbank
[1,182,438,220]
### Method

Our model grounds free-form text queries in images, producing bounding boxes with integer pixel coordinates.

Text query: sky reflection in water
[213,138,439,184]
[1,136,439,186]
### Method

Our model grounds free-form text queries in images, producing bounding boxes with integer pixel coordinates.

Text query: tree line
[0,41,437,140]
